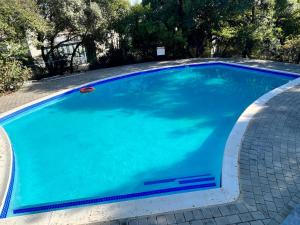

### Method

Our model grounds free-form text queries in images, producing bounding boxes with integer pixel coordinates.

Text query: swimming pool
[0,62,297,218]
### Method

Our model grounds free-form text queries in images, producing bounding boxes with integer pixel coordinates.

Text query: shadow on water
[53,65,283,121]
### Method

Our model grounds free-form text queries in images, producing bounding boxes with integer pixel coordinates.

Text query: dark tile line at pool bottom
[0,153,15,218]
[143,173,211,185]
[13,182,216,215]
[178,177,215,184]
[0,62,298,125]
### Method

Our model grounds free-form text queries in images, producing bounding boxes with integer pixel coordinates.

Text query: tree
[0,0,47,93]
[36,0,129,74]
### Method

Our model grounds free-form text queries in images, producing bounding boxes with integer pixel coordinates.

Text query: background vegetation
[1,0,300,93]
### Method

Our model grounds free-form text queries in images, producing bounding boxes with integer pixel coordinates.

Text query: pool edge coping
[1,61,300,224]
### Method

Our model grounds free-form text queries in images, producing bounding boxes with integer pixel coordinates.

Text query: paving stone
[214,216,230,225]
[192,210,204,220]
[265,201,277,212]
[236,203,249,214]
[201,218,217,225]
[262,219,271,225]
[227,205,239,215]
[177,223,189,225]
[190,220,204,225]
[175,213,186,223]
[250,211,265,220]
[165,214,176,225]
[249,221,264,225]
[210,208,222,218]
[201,208,213,219]
[226,215,241,223]
[239,213,253,223]
[262,193,273,202]
[184,211,194,222]
[147,216,157,225]
[174,212,186,223]
[156,216,167,225]
[219,206,232,216]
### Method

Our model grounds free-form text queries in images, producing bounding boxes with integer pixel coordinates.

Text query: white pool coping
[0,61,300,225]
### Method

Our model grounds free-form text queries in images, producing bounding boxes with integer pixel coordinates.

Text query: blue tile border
[0,153,15,218]
[219,62,300,79]
[13,182,216,215]
[0,61,299,217]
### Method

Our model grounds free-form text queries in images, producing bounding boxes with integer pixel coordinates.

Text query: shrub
[282,35,300,64]
[0,59,31,94]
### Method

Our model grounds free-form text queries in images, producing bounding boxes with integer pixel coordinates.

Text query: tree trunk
[83,35,97,66]
[251,1,256,23]
[70,42,82,73]
[296,53,300,64]
[178,0,184,28]
[195,33,206,57]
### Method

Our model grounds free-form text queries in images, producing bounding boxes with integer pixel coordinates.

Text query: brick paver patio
[1,59,300,225]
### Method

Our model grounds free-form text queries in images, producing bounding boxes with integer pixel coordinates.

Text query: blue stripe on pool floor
[144,174,211,185]
[178,177,215,184]
[13,182,216,214]
[144,178,176,185]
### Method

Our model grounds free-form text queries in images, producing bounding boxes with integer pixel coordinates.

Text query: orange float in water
[80,87,95,93]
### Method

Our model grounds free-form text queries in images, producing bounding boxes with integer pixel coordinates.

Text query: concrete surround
[0,59,300,225]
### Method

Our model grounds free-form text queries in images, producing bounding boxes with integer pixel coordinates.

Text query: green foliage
[282,35,300,63]
[0,0,47,40]
[0,59,31,93]
[100,0,300,63]
[0,0,47,94]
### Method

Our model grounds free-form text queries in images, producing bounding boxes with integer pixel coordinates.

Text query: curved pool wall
[0,61,299,220]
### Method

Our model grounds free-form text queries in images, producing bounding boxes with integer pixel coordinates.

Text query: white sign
[157,47,165,56]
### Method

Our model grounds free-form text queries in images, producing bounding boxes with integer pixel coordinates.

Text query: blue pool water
[0,64,294,216]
